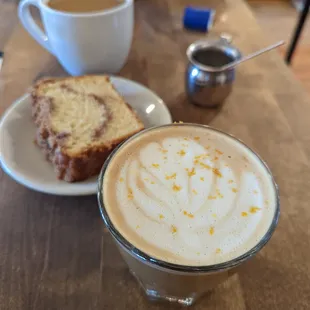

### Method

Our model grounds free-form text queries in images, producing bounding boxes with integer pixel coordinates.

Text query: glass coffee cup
[98,123,280,306]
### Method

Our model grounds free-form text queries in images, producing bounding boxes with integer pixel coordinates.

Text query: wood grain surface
[1,0,310,309]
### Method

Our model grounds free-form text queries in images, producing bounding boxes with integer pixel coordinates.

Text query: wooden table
[1,0,310,309]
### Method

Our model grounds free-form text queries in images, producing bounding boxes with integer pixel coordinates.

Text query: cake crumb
[241,211,248,217]
[119,177,124,182]
[242,156,249,162]
[200,177,205,181]
[215,149,223,155]
[232,188,238,193]
[194,136,200,141]
[192,189,198,195]
[216,248,221,254]
[152,163,160,168]
[159,214,165,219]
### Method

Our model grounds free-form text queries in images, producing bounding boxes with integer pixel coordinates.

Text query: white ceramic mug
[18,0,134,75]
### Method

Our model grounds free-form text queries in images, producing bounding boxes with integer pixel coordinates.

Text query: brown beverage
[47,0,124,13]
[98,124,279,306]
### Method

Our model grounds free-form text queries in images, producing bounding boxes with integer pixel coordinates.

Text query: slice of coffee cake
[32,75,144,182]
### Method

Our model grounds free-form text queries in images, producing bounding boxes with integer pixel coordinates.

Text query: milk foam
[103,125,277,266]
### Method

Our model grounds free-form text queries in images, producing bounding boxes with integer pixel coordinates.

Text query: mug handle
[18,0,54,55]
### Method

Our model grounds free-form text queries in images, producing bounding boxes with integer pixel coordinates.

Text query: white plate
[0,76,172,196]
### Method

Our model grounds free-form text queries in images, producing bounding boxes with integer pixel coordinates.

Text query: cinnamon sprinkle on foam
[171,225,178,233]
[249,206,261,214]
[212,168,222,177]
[183,210,194,218]
[186,167,196,177]
[177,149,186,156]
[209,226,215,235]
[172,183,182,192]
[165,173,176,180]
[216,189,224,198]
[128,188,134,200]
[200,162,212,170]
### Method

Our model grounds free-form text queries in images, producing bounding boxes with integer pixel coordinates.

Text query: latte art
[103,125,277,266]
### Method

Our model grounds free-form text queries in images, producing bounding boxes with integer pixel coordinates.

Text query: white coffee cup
[18,0,134,75]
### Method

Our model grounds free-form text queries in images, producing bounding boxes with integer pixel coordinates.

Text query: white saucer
[0,76,172,196]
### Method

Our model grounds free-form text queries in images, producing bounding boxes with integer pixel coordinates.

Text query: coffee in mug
[47,0,124,13]
[18,0,133,75]
[98,123,279,306]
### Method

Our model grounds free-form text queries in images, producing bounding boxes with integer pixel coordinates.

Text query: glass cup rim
[97,123,280,273]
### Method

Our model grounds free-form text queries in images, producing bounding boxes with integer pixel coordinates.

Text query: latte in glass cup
[98,123,279,306]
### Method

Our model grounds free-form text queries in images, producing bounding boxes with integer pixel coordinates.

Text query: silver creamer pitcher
[186,36,242,108]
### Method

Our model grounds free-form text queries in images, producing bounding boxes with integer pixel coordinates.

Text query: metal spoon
[219,40,285,71]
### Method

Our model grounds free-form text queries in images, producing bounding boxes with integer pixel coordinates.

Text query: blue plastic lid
[183,6,215,32]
